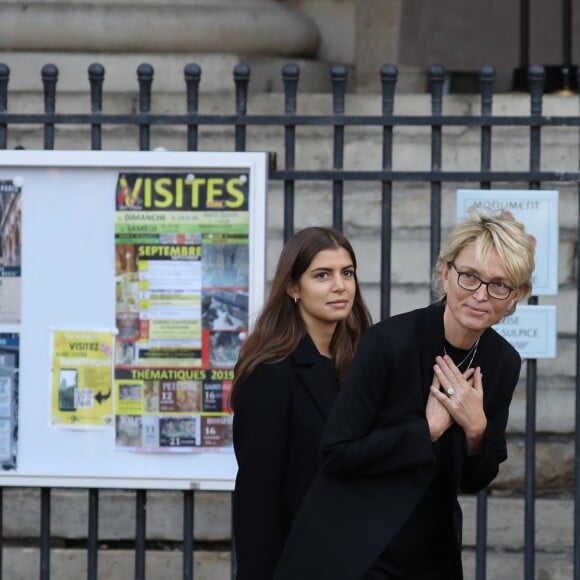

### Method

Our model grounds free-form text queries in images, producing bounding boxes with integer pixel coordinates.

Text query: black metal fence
[0,61,578,580]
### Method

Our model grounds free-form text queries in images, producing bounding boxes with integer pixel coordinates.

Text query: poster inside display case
[0,150,267,489]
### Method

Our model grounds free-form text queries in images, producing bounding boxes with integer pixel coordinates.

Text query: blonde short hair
[432,208,536,304]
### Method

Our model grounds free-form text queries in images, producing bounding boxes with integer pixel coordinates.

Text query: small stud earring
[294,296,298,304]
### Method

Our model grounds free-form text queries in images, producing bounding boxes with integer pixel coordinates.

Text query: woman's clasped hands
[427,355,487,454]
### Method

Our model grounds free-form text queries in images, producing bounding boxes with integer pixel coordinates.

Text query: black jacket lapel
[419,303,446,403]
[292,335,338,418]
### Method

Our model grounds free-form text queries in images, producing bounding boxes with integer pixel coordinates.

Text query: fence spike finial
[282,63,299,114]
[184,63,201,112]
[330,64,348,114]
[88,63,105,113]
[479,65,495,114]
[41,63,58,114]
[0,63,10,113]
[233,63,250,116]
[380,65,398,115]
[528,65,545,115]
[428,64,445,115]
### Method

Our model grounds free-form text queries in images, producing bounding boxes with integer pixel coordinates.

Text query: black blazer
[232,335,339,580]
[275,303,521,580]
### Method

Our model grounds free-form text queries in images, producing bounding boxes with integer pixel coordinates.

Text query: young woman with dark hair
[231,226,372,580]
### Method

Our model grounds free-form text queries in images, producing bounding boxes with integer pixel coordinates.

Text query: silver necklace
[443,337,480,371]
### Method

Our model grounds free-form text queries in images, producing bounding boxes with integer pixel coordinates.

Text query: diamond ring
[447,387,456,397]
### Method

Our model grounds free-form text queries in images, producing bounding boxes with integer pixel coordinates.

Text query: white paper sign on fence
[493,305,557,359]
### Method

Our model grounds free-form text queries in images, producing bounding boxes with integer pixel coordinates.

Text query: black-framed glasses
[451,262,515,300]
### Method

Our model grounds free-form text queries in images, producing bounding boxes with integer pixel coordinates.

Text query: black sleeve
[232,363,291,580]
[321,326,435,477]
[460,351,521,493]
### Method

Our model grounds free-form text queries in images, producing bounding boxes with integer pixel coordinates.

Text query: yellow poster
[51,330,115,427]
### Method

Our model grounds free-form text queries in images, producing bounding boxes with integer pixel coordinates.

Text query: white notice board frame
[0,150,268,490]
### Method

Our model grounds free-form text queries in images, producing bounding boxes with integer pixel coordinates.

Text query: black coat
[275,303,521,580]
[232,335,339,580]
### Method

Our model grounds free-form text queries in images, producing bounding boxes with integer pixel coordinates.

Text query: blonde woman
[276,209,535,580]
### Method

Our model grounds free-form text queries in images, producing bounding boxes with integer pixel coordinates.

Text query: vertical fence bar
[0,488,3,578]
[574,68,580,580]
[519,0,530,71]
[428,65,444,287]
[524,64,544,580]
[135,490,147,580]
[330,65,346,231]
[475,64,495,580]
[379,64,397,320]
[233,64,249,152]
[282,63,299,241]
[230,492,236,580]
[41,64,58,150]
[40,488,51,580]
[88,63,104,151]
[479,65,494,191]
[184,64,201,152]
[183,490,194,580]
[562,0,572,92]
[137,64,153,151]
[0,64,8,150]
[87,489,99,580]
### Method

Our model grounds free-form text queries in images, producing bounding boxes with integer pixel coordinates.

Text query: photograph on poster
[0,334,19,470]
[203,380,232,413]
[159,416,200,448]
[209,331,242,368]
[202,289,248,331]
[0,180,22,324]
[201,415,233,447]
[202,242,249,288]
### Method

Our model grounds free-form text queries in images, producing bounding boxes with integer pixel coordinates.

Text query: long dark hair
[229,226,371,409]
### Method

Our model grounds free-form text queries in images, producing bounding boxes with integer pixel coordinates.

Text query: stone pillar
[279,0,426,92]
[355,0,401,87]
[0,0,332,93]
[0,0,320,57]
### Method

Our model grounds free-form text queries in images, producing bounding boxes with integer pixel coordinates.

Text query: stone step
[459,496,573,551]
[2,547,574,580]
[0,494,574,579]
[3,547,230,580]
[462,551,573,580]
[1,488,573,547]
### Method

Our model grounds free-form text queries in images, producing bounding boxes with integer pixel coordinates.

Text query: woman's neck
[445,333,481,351]
[305,322,336,358]
[443,309,483,349]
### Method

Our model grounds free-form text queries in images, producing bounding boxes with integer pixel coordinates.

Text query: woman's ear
[505,300,517,317]
[505,291,521,317]
[286,284,298,301]
[511,286,525,306]
[441,262,450,293]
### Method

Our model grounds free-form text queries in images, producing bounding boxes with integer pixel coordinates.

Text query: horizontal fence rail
[0,61,577,580]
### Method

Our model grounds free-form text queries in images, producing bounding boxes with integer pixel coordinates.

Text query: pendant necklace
[443,337,480,371]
